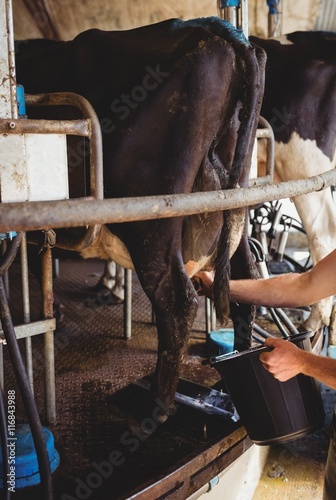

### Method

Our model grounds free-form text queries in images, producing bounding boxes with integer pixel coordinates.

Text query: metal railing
[0,169,335,233]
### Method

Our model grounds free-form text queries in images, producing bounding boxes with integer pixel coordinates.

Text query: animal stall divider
[0,169,335,233]
[17,92,104,252]
[0,90,105,424]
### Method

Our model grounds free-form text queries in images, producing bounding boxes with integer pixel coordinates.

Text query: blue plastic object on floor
[0,423,60,488]
[328,345,336,359]
[209,328,235,355]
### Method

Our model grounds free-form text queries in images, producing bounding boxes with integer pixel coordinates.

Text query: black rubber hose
[268,307,290,339]
[0,235,22,500]
[0,234,22,276]
[273,307,300,336]
[253,322,273,338]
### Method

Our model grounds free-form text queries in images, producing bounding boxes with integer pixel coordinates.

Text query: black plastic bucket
[210,332,325,445]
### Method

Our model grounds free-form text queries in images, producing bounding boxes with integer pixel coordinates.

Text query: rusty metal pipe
[0,170,335,233]
[0,118,91,137]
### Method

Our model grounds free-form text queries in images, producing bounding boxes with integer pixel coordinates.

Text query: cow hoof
[86,283,112,297]
[152,403,177,425]
[54,302,65,323]
[85,284,124,307]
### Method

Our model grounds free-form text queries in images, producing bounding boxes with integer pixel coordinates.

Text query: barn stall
[1,0,336,499]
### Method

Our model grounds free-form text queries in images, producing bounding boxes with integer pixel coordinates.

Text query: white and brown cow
[250,31,336,344]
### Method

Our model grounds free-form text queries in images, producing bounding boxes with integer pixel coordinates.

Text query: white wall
[13,0,324,41]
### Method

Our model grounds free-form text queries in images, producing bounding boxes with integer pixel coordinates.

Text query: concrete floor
[253,383,335,500]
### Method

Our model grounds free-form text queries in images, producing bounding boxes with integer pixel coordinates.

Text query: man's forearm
[300,351,336,390]
[229,272,310,308]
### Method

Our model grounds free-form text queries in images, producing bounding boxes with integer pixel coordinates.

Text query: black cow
[251,31,336,344]
[15,18,265,420]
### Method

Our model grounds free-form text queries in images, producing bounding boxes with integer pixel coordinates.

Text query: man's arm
[260,337,336,390]
[230,248,336,308]
[230,271,309,307]
[195,249,336,391]
[196,249,336,309]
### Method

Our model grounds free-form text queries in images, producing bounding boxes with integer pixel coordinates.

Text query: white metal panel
[0,134,28,202]
[25,134,69,201]
[0,133,69,202]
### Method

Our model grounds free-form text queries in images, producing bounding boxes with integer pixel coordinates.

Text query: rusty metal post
[41,245,56,423]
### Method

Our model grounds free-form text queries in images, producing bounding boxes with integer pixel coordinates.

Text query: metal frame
[0,169,335,233]
[2,91,104,251]
[0,90,104,422]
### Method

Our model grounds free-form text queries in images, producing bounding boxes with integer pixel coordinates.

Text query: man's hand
[193,271,214,299]
[259,337,306,381]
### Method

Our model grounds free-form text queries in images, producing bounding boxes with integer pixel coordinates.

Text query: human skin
[195,249,336,388]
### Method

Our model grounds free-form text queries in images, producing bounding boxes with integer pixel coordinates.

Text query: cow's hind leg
[230,230,259,351]
[154,291,198,418]
[146,261,198,421]
[121,222,199,422]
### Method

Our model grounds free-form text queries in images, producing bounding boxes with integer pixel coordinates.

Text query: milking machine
[250,200,312,274]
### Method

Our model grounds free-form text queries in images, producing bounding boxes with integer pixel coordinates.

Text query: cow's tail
[213,44,266,324]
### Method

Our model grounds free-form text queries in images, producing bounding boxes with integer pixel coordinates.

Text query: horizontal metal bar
[256,128,273,139]
[0,169,335,232]
[25,92,97,123]
[0,118,91,137]
[0,318,55,343]
[249,175,273,186]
